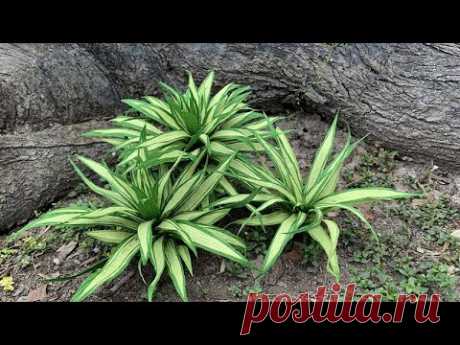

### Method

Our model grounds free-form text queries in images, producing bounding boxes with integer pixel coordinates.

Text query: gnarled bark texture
[1,43,459,232]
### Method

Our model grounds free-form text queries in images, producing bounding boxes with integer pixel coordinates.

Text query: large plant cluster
[9,72,418,301]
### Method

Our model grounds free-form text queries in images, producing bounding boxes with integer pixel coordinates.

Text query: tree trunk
[1,43,459,232]
[156,43,460,168]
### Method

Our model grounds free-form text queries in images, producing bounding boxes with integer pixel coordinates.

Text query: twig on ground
[109,271,135,294]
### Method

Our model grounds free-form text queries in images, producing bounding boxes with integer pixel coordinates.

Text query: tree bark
[155,43,460,168]
[1,43,459,232]
[0,121,111,231]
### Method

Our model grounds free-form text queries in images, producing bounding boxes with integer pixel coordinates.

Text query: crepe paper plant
[8,153,251,302]
[83,71,281,170]
[232,115,421,280]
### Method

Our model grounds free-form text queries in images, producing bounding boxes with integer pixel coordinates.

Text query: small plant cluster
[9,72,418,301]
[350,245,458,301]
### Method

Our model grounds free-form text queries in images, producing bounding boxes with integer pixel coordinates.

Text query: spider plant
[84,71,280,171]
[8,152,250,302]
[231,115,420,280]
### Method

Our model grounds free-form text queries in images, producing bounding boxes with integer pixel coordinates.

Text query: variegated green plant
[84,71,280,170]
[231,115,420,280]
[8,152,250,302]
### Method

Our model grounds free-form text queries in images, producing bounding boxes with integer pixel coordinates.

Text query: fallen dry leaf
[218,259,226,274]
[441,241,450,252]
[358,205,375,222]
[426,190,442,203]
[451,229,460,241]
[37,272,60,280]
[284,241,304,264]
[411,198,425,207]
[26,284,47,302]
[448,266,458,275]
[416,247,425,254]
[56,241,78,261]
[38,226,51,236]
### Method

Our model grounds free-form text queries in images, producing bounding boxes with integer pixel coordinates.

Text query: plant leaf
[316,188,419,207]
[162,172,204,217]
[71,236,140,302]
[260,213,306,274]
[177,245,193,276]
[147,236,166,301]
[195,208,230,225]
[306,114,338,189]
[307,220,340,281]
[86,230,133,245]
[164,239,188,302]
[235,211,291,227]
[137,220,153,266]
[173,221,248,266]
[194,224,247,251]
[8,207,89,242]
[178,153,235,212]
[317,203,378,240]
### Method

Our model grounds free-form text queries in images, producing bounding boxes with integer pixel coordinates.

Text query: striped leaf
[137,130,189,150]
[81,207,142,222]
[86,230,133,245]
[235,211,291,227]
[303,135,356,205]
[316,188,418,207]
[253,131,299,199]
[274,128,303,194]
[178,153,235,212]
[137,221,153,265]
[158,220,197,256]
[163,172,204,216]
[157,155,184,207]
[226,142,265,152]
[232,156,279,183]
[235,175,296,204]
[98,138,124,146]
[83,128,140,139]
[261,213,306,274]
[122,99,180,130]
[141,149,190,170]
[70,160,132,208]
[144,96,171,113]
[244,116,282,130]
[119,131,189,166]
[211,129,252,141]
[66,215,138,231]
[307,220,340,281]
[164,239,188,301]
[317,203,378,240]
[208,141,236,156]
[187,72,200,107]
[173,150,206,188]
[194,224,246,251]
[174,221,248,266]
[195,208,230,225]
[198,71,214,106]
[71,236,140,302]
[220,111,259,128]
[8,207,89,242]
[147,237,166,301]
[76,155,137,206]
[317,130,352,199]
[208,192,259,209]
[306,114,338,189]
[173,210,210,222]
[112,115,162,135]
[177,245,193,276]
